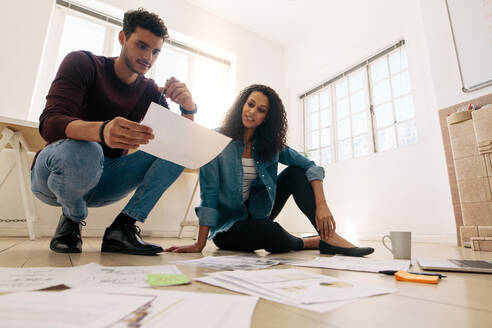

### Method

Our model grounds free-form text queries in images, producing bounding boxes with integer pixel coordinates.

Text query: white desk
[0,116,44,240]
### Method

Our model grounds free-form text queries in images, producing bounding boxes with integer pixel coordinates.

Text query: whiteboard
[445,0,492,92]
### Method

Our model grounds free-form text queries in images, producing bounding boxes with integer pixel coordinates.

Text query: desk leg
[12,134,38,240]
[19,136,40,238]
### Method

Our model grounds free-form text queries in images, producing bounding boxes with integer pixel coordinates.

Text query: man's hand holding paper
[139,102,231,169]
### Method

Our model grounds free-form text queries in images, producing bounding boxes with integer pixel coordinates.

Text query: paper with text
[294,255,411,273]
[0,291,153,328]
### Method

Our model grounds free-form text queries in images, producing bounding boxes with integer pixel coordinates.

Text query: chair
[178,168,200,239]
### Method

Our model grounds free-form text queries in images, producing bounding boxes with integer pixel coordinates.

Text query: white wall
[2,0,489,243]
[0,0,284,237]
[276,0,465,243]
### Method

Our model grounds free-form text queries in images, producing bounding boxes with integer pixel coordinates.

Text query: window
[30,1,234,129]
[303,43,417,164]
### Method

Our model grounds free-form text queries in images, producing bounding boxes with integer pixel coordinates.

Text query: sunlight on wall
[341,219,359,244]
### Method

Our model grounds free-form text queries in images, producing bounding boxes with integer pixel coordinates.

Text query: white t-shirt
[242,157,258,201]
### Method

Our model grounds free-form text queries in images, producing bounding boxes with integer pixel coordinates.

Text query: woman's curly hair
[220,84,288,162]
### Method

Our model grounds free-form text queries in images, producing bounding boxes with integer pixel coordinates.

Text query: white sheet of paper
[0,263,96,292]
[72,264,182,288]
[174,255,292,271]
[294,255,411,273]
[139,102,231,169]
[64,287,258,328]
[0,291,153,328]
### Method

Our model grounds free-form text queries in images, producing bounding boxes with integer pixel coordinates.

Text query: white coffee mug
[382,231,411,260]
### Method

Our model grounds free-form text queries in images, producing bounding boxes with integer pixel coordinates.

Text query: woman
[165,84,374,256]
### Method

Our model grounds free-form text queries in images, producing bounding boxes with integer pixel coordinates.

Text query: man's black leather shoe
[50,214,84,253]
[319,240,374,257]
[101,224,163,255]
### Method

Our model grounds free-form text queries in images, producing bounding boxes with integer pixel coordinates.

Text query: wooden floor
[1,236,492,328]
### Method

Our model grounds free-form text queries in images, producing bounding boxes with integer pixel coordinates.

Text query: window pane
[310,130,319,148]
[320,90,330,109]
[336,98,350,118]
[353,134,369,157]
[349,71,364,92]
[320,110,330,127]
[389,50,404,74]
[374,103,394,128]
[57,14,105,68]
[338,139,352,160]
[394,95,415,122]
[401,48,408,70]
[391,71,411,97]
[350,90,366,113]
[337,118,351,140]
[370,58,389,83]
[352,112,367,135]
[335,80,348,99]
[308,95,319,112]
[377,127,396,151]
[154,47,188,86]
[112,32,120,57]
[372,79,391,105]
[308,150,320,164]
[310,112,319,129]
[321,127,331,147]
[397,120,418,146]
[321,147,332,165]
[192,57,231,128]
[154,48,189,115]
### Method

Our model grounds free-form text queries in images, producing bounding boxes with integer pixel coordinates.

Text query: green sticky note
[147,273,190,287]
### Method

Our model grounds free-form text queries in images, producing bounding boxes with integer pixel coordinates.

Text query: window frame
[303,43,417,165]
[29,1,235,129]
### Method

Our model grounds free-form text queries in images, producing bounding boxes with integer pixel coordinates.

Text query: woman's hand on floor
[315,204,336,240]
[164,242,205,253]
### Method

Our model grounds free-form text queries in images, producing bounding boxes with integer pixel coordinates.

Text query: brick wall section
[438,93,492,246]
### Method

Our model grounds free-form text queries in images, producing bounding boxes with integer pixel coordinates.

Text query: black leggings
[213,166,318,253]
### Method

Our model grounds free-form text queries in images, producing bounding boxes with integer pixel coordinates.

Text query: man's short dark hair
[123,8,168,39]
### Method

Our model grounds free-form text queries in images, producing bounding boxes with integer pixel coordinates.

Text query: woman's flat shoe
[319,240,374,257]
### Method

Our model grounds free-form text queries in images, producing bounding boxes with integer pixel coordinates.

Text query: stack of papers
[294,255,411,273]
[196,268,397,313]
[174,255,301,271]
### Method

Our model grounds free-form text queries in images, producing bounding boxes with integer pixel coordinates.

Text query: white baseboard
[0,226,197,239]
[1,225,457,245]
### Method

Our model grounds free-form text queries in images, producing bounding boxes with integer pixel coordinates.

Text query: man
[31,8,197,255]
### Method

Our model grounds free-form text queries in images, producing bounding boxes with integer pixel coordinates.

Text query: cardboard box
[470,237,492,252]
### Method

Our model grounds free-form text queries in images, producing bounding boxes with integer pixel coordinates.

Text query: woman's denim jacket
[195,139,325,239]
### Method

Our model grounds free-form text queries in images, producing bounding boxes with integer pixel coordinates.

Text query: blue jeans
[31,140,184,222]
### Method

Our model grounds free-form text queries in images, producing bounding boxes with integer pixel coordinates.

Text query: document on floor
[196,268,397,313]
[293,255,411,273]
[74,263,183,288]
[64,287,258,328]
[0,263,93,292]
[139,102,231,169]
[174,254,302,270]
[0,290,153,328]
[0,263,185,291]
